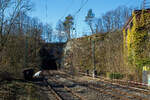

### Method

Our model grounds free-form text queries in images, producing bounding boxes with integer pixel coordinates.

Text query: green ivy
[123,9,150,68]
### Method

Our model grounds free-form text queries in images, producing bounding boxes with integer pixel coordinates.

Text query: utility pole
[92,39,96,78]
[143,0,146,9]
[143,0,150,9]
[17,0,27,68]
[24,35,28,68]
[45,0,48,42]
[18,0,22,35]
[24,21,29,68]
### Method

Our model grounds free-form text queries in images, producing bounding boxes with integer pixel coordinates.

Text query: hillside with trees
[62,6,149,82]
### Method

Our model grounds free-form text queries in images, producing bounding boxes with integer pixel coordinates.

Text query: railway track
[77,71,150,93]
[44,71,85,100]
[58,70,150,100]
[48,71,129,100]
[95,75,150,91]
[89,75,150,96]
[45,71,112,100]
[44,79,63,100]
[89,81,149,100]
[66,76,149,100]
[80,72,150,91]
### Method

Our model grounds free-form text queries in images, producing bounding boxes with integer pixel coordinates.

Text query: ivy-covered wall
[123,9,150,69]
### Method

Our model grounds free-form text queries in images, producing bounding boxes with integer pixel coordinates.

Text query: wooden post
[92,39,96,78]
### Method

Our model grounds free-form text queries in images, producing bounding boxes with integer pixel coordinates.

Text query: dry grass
[0,80,48,100]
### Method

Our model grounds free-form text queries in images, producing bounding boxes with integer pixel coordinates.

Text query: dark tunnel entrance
[39,43,65,70]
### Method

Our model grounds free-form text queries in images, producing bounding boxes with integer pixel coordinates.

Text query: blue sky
[30,0,143,36]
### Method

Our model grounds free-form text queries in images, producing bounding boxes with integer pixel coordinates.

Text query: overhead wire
[45,0,48,22]
[73,0,89,37]
[56,0,88,38]
[54,0,74,42]
[45,0,48,42]
[59,0,74,20]
[73,0,88,16]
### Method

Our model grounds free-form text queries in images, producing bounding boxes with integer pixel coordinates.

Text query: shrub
[109,73,124,79]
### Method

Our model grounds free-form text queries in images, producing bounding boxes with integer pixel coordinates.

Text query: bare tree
[46,24,53,42]
[56,20,66,42]
[85,9,95,34]
[0,0,31,51]
[100,6,131,32]
[95,18,104,33]
[63,14,74,41]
